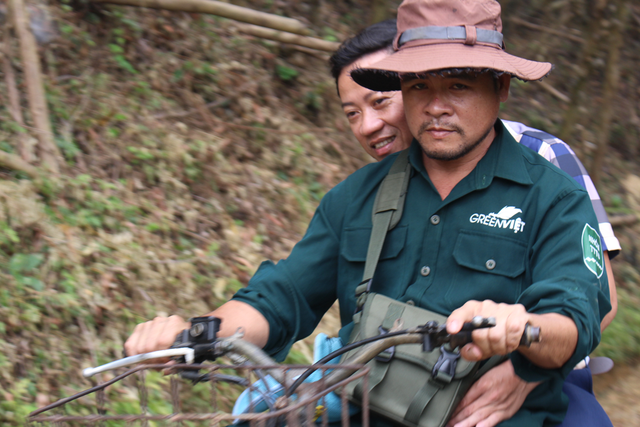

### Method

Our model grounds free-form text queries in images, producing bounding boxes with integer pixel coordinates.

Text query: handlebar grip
[459,316,496,331]
[448,330,473,349]
[449,322,541,349]
[447,316,496,347]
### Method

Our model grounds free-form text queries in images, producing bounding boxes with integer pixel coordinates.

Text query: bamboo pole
[10,0,61,173]
[91,0,309,35]
[0,150,42,178]
[538,80,570,103]
[509,17,584,44]
[236,24,339,52]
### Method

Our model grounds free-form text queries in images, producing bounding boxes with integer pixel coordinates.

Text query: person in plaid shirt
[502,121,620,261]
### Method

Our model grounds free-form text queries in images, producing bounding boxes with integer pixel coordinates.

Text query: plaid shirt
[503,120,621,257]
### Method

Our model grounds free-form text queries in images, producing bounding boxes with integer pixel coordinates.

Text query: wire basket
[28,363,370,427]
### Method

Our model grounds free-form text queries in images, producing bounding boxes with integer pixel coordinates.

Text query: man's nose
[360,110,384,136]
[424,96,453,118]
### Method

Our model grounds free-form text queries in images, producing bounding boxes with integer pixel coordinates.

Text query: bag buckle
[431,347,460,385]
[374,326,395,362]
[354,279,373,314]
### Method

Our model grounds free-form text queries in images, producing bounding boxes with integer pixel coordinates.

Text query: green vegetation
[0,3,363,424]
[596,287,640,363]
[276,63,299,81]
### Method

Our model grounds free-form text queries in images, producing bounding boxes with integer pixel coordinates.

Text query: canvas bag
[343,293,501,427]
[342,149,502,427]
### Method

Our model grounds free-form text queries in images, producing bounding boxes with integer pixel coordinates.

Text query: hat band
[399,26,503,48]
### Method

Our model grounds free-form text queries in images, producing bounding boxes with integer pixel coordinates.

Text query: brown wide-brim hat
[351,0,553,92]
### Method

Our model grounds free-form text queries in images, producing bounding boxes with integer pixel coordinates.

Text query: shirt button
[420,266,431,276]
[485,259,496,270]
[430,215,440,225]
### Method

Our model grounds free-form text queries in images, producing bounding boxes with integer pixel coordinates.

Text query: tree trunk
[589,0,629,188]
[10,0,61,173]
[558,1,606,143]
[2,24,32,162]
[236,24,339,52]
[91,0,309,35]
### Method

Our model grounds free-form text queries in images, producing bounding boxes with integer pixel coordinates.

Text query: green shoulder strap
[355,149,412,307]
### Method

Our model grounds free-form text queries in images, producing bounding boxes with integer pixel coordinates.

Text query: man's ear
[498,74,511,102]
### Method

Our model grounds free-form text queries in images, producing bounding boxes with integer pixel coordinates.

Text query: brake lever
[83,348,195,378]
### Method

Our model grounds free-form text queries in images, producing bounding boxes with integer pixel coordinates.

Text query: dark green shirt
[233,121,610,426]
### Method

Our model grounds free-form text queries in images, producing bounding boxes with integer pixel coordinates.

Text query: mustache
[417,121,464,136]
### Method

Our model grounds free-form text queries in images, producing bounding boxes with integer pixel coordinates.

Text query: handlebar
[82,317,540,384]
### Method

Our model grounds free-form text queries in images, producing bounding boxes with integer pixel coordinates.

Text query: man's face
[400,72,510,162]
[338,50,413,161]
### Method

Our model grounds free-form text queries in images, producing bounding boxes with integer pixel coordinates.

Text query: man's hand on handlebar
[446,300,532,362]
[124,315,190,361]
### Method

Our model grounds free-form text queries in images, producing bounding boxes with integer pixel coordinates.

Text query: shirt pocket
[445,230,527,309]
[340,225,409,299]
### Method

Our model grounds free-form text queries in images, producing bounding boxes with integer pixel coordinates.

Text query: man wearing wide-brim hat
[350,0,611,426]
[125,1,610,426]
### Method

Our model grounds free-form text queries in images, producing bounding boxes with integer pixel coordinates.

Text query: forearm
[124,301,270,357]
[447,301,580,370]
[517,312,578,369]
[206,300,270,348]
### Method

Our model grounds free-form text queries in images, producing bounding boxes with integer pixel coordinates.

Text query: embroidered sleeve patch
[582,224,604,278]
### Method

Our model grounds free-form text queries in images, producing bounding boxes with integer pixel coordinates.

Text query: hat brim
[351,43,553,92]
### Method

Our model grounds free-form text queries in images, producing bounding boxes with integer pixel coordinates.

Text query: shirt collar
[408,119,533,190]
[480,120,533,187]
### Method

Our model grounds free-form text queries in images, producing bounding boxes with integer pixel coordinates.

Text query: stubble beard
[418,121,494,161]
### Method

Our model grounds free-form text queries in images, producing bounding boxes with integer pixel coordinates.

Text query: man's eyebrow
[363,91,380,102]
[341,91,382,108]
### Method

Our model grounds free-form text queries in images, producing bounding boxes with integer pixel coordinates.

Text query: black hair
[400,68,505,80]
[329,19,397,91]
